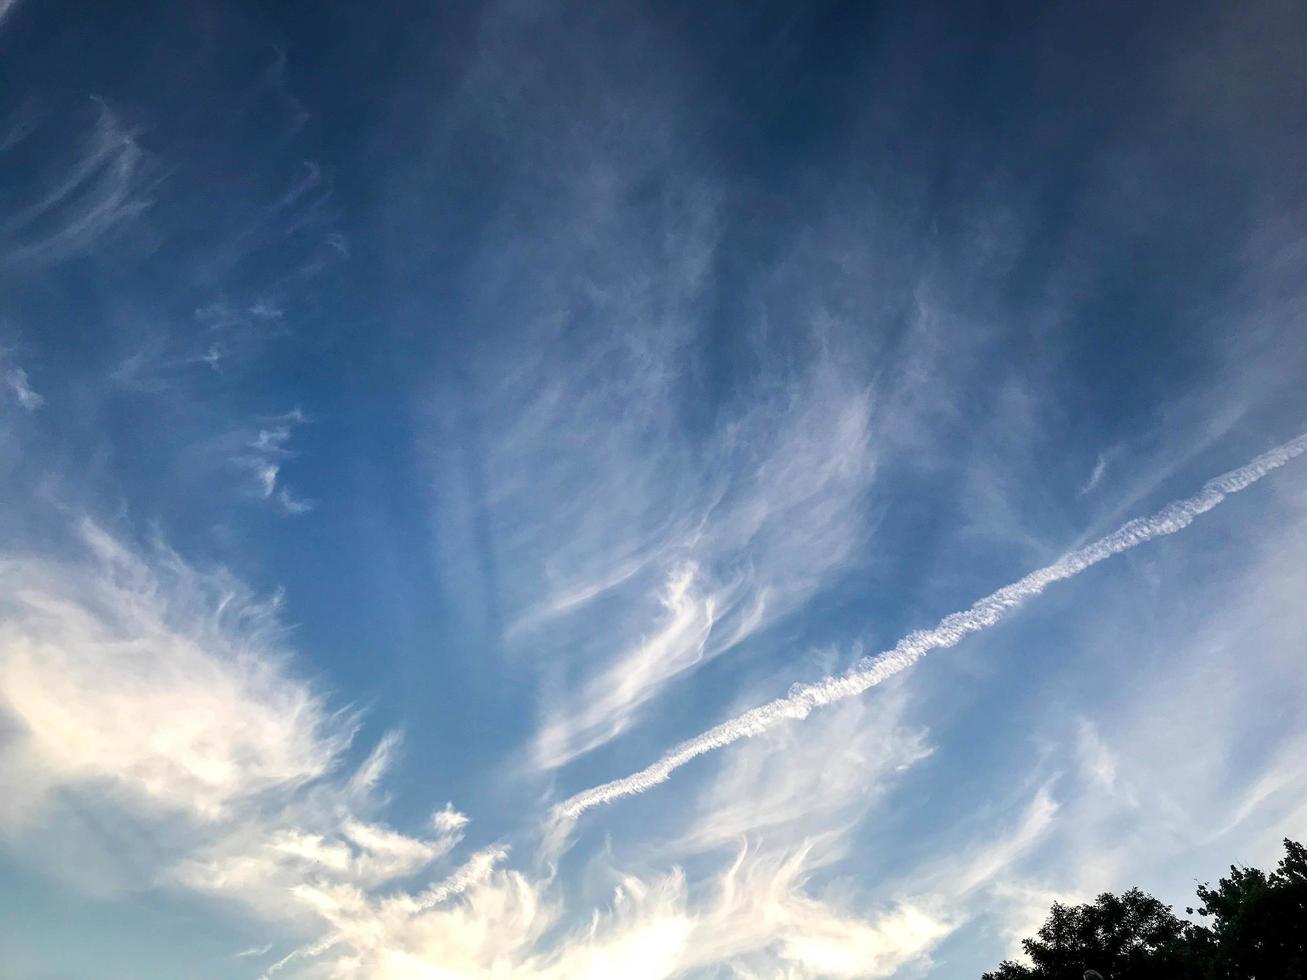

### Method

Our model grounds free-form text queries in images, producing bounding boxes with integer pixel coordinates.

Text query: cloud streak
[230,408,314,514]
[1079,451,1111,495]
[0,0,20,31]
[0,99,152,268]
[0,349,42,410]
[556,431,1307,820]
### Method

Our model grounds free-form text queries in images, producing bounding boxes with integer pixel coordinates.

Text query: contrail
[555,432,1307,820]
[390,844,508,914]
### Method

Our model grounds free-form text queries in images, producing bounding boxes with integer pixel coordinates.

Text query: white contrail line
[554,432,1307,821]
[389,844,508,914]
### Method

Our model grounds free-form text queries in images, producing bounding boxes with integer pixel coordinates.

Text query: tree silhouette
[1185,838,1307,979]
[981,839,1306,980]
[981,888,1194,980]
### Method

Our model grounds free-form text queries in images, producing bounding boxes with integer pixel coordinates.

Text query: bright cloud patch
[0,522,347,823]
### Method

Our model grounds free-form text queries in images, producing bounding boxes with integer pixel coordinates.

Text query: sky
[1,1,1306,978]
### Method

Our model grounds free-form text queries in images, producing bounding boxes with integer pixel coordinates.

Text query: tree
[981,839,1306,980]
[981,888,1197,980]
[1186,838,1307,980]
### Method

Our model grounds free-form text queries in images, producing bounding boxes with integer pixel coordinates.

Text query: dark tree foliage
[1185,838,1307,980]
[981,839,1306,980]
[981,887,1194,980]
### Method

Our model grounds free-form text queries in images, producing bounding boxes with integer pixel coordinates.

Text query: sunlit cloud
[0,521,348,825]
[0,510,1061,978]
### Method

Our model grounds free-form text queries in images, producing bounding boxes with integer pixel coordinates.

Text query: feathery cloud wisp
[0,0,20,31]
[0,520,349,826]
[0,349,42,410]
[0,99,152,268]
[1079,451,1110,495]
[230,408,314,514]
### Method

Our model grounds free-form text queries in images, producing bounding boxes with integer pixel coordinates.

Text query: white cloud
[0,520,347,825]
[411,36,888,776]
[523,353,879,771]
[0,99,153,268]
[229,408,315,514]
[0,519,497,963]
[668,687,932,859]
[0,514,1059,978]
[6,424,1299,979]
[0,0,21,31]
[1079,451,1110,495]
[2,359,41,410]
[433,803,471,835]
[261,839,954,980]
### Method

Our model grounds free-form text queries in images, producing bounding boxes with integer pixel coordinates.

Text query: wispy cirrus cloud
[0,453,1063,980]
[0,520,347,827]
[414,8,901,778]
[0,348,42,410]
[8,435,1297,979]
[0,99,154,269]
[0,518,492,963]
[258,833,955,980]
[524,354,879,771]
[0,0,21,32]
[1078,450,1112,496]
[172,408,315,516]
[664,687,932,860]
[3,2,1306,976]
[233,408,315,515]
[0,514,952,979]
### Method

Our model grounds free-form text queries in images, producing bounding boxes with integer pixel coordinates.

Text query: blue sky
[1,1,1306,977]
